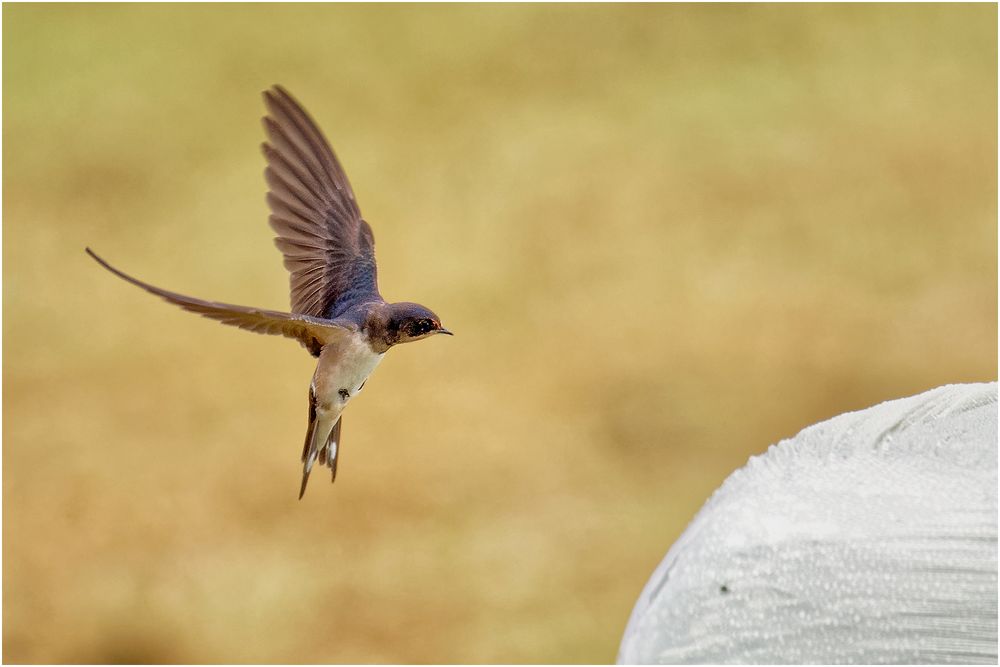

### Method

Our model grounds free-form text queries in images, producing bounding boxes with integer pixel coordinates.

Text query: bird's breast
[313,336,384,412]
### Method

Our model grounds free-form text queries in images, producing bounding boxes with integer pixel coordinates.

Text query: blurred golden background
[3,4,996,663]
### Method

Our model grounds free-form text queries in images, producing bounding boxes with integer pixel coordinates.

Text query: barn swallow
[87,85,451,498]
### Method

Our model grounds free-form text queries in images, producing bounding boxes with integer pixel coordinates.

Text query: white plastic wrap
[618,382,998,664]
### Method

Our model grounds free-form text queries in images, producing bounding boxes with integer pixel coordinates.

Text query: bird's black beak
[437,328,454,336]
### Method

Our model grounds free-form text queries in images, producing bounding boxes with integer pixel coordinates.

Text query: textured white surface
[618,382,998,665]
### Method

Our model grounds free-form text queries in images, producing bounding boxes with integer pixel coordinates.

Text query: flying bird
[87,85,451,498]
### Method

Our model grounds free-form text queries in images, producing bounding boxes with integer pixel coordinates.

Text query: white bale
[618,382,998,664]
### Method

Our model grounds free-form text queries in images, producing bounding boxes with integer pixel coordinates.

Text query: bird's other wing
[86,248,351,357]
[262,85,380,320]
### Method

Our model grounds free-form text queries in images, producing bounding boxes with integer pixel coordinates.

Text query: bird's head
[385,302,452,345]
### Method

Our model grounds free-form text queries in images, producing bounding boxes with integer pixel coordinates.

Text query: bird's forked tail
[299,388,343,499]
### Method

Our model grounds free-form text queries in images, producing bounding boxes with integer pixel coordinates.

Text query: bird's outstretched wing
[262,85,380,320]
[86,248,352,356]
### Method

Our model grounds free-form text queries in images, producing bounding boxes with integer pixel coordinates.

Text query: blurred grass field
[3,4,996,664]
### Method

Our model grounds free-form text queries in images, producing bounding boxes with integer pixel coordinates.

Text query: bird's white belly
[313,337,384,412]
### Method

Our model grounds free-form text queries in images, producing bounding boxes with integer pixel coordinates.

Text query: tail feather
[299,431,318,499]
[328,418,342,483]
[298,411,343,499]
[301,387,317,463]
[299,385,323,499]
[298,466,311,500]
[299,422,327,500]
